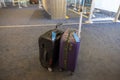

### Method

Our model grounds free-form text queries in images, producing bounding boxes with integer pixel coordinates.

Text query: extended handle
[78,0,85,38]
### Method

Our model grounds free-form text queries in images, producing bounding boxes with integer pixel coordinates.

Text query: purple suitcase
[59,29,80,72]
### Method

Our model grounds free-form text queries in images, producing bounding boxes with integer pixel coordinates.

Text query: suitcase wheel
[59,68,64,72]
[48,67,52,72]
[70,72,74,75]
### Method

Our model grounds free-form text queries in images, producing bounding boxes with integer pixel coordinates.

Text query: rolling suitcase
[59,29,80,73]
[39,24,63,71]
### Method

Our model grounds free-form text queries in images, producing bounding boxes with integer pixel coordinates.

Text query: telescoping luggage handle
[54,0,84,39]
[78,0,85,38]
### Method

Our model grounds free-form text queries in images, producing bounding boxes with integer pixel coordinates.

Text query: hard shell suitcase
[59,29,80,72]
[39,26,63,71]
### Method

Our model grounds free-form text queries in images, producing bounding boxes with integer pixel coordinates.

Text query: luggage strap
[52,31,56,41]
[64,30,74,69]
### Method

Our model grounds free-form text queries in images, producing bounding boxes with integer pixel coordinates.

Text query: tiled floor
[0,4,120,80]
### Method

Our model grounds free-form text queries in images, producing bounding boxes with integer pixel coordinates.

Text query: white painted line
[92,18,114,21]
[0,23,84,28]
[0,21,117,28]
[0,24,56,28]
[0,23,79,28]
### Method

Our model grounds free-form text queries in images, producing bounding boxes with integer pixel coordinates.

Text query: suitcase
[39,25,63,71]
[59,29,80,72]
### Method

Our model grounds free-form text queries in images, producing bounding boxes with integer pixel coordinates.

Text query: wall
[67,0,120,12]
[95,0,120,12]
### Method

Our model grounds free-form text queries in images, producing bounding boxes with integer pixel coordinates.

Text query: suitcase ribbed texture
[59,29,80,72]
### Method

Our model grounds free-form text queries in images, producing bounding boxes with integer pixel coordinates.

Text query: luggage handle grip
[56,23,63,28]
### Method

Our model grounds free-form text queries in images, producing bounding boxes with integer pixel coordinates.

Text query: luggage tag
[52,31,56,41]
[73,32,80,42]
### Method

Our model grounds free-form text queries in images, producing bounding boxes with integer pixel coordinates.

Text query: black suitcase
[38,24,63,71]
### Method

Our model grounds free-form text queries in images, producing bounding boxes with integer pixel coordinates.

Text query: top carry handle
[56,23,63,29]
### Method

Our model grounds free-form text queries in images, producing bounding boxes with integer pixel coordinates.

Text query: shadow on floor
[30,9,51,20]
